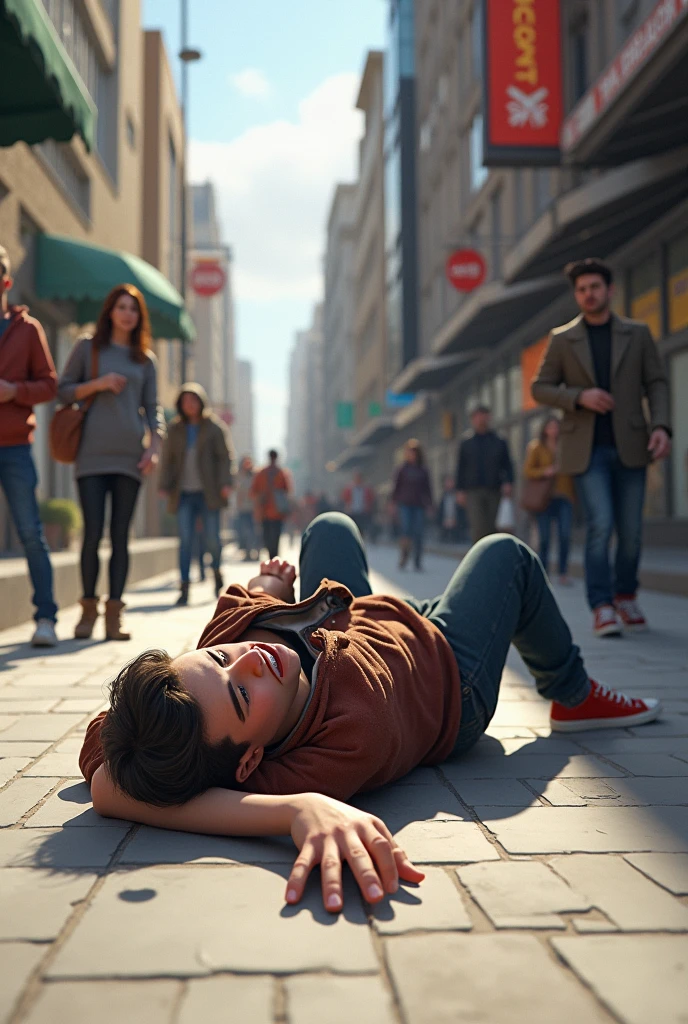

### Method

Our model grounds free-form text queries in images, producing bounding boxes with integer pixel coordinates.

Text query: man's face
[180,392,203,419]
[573,274,611,316]
[173,640,302,781]
[471,411,490,433]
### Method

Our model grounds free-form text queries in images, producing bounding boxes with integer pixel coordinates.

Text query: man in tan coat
[532,258,671,638]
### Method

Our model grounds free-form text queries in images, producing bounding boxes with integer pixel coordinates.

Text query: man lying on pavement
[80,513,661,913]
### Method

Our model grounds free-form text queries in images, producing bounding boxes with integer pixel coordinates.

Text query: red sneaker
[550,680,661,732]
[593,604,622,638]
[614,594,647,632]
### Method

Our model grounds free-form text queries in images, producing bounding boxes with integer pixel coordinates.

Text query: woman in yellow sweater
[524,417,575,585]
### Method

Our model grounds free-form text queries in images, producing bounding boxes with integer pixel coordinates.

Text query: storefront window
[667,234,688,334]
[630,255,661,340]
[480,382,492,409]
[509,421,524,474]
[493,372,506,421]
[671,350,688,518]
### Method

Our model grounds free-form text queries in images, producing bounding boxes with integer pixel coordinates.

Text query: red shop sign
[483,0,563,165]
[445,249,487,292]
[189,260,226,297]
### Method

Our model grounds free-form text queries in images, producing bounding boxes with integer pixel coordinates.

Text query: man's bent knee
[303,512,361,544]
[471,533,528,562]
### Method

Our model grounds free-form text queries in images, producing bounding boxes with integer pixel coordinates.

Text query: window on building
[570,19,588,101]
[35,140,91,219]
[508,363,522,415]
[469,114,488,192]
[532,169,550,216]
[493,371,506,421]
[667,233,688,334]
[471,0,483,81]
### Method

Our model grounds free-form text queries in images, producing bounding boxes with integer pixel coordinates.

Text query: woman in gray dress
[57,285,165,640]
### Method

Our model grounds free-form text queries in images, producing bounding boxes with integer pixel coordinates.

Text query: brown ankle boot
[104,599,131,641]
[74,598,99,639]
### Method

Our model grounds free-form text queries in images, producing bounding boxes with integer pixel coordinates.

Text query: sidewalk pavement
[1,542,687,1024]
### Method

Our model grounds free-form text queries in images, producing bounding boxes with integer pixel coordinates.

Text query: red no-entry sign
[445,249,487,292]
[189,260,226,297]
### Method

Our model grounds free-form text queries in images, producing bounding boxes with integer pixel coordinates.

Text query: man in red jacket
[0,246,59,645]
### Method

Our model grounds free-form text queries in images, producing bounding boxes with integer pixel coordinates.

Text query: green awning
[36,234,196,343]
[0,0,96,150]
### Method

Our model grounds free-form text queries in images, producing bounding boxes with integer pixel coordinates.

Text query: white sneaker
[31,619,58,647]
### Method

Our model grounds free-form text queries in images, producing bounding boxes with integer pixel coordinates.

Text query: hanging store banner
[483,0,563,166]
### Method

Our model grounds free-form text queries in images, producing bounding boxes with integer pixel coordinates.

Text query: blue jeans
[177,492,221,584]
[397,504,426,565]
[0,445,57,622]
[236,511,257,555]
[300,514,590,755]
[575,446,646,610]
[536,496,573,576]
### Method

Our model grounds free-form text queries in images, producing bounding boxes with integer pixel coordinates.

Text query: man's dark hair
[101,649,249,807]
[268,449,278,461]
[564,258,613,287]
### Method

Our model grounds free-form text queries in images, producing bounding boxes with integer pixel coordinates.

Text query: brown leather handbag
[519,475,556,514]
[49,343,99,464]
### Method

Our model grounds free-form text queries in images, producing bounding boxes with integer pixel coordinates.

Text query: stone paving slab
[0,867,96,940]
[284,975,397,1024]
[457,860,591,929]
[21,981,181,1024]
[48,866,378,978]
[0,825,128,868]
[119,825,295,865]
[0,944,45,1023]
[552,935,688,1024]
[371,867,472,934]
[177,977,273,1024]
[0,777,56,826]
[623,852,688,894]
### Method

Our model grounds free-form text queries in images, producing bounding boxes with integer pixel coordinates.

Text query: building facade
[322,182,357,494]
[189,182,237,421]
[233,359,255,462]
[285,304,325,498]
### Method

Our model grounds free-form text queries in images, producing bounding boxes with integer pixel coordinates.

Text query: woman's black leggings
[77,474,141,600]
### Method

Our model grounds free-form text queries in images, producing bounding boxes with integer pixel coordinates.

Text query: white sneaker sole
[31,637,58,647]
[551,704,662,732]
[594,622,623,638]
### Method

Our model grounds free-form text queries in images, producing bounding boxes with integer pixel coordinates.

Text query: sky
[142,0,387,460]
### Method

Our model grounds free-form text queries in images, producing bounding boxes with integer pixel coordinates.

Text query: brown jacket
[0,306,57,447]
[523,440,576,503]
[531,313,670,476]
[159,384,234,512]
[79,579,463,802]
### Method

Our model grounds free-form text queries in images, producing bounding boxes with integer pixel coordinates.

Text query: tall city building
[233,360,256,462]
[323,182,357,492]
[189,182,237,421]
[286,304,325,497]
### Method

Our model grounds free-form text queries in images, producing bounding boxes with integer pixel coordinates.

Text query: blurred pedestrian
[532,258,671,637]
[455,406,514,544]
[392,438,433,570]
[523,417,575,585]
[235,455,258,561]
[251,449,291,559]
[159,383,234,606]
[342,470,375,540]
[0,245,59,646]
[438,475,459,543]
[57,284,165,640]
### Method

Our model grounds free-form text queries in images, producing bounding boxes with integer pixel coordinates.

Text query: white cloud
[189,72,363,303]
[229,67,272,99]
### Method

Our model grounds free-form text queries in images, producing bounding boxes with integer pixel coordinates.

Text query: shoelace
[592,681,635,707]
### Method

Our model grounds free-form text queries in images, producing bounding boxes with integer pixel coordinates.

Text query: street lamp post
[179,0,201,384]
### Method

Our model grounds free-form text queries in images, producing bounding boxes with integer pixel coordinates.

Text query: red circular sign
[445,249,487,292]
[189,260,226,297]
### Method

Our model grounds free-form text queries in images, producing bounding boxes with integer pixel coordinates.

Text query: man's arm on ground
[91,766,424,912]
[531,333,582,412]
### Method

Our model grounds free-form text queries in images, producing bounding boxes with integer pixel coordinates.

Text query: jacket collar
[564,312,631,383]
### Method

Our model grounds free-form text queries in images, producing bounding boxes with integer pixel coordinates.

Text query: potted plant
[39,498,83,552]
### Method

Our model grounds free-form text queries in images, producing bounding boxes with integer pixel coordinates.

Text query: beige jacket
[531,313,670,476]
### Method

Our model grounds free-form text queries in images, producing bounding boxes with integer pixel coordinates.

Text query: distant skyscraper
[233,360,255,461]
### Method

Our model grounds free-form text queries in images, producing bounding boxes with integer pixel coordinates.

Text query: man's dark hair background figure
[455,405,514,544]
[0,245,59,646]
[531,257,671,638]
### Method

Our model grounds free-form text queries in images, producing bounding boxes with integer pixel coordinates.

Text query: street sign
[445,249,487,292]
[189,260,226,297]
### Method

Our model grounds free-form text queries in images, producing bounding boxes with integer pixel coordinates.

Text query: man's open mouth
[253,643,283,680]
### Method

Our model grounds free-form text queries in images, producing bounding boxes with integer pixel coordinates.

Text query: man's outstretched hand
[286,793,425,913]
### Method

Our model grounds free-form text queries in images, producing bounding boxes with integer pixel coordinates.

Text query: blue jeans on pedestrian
[575,445,646,611]
[236,510,256,555]
[299,513,590,756]
[177,492,221,584]
[0,445,57,622]
[536,496,573,576]
[398,504,426,566]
